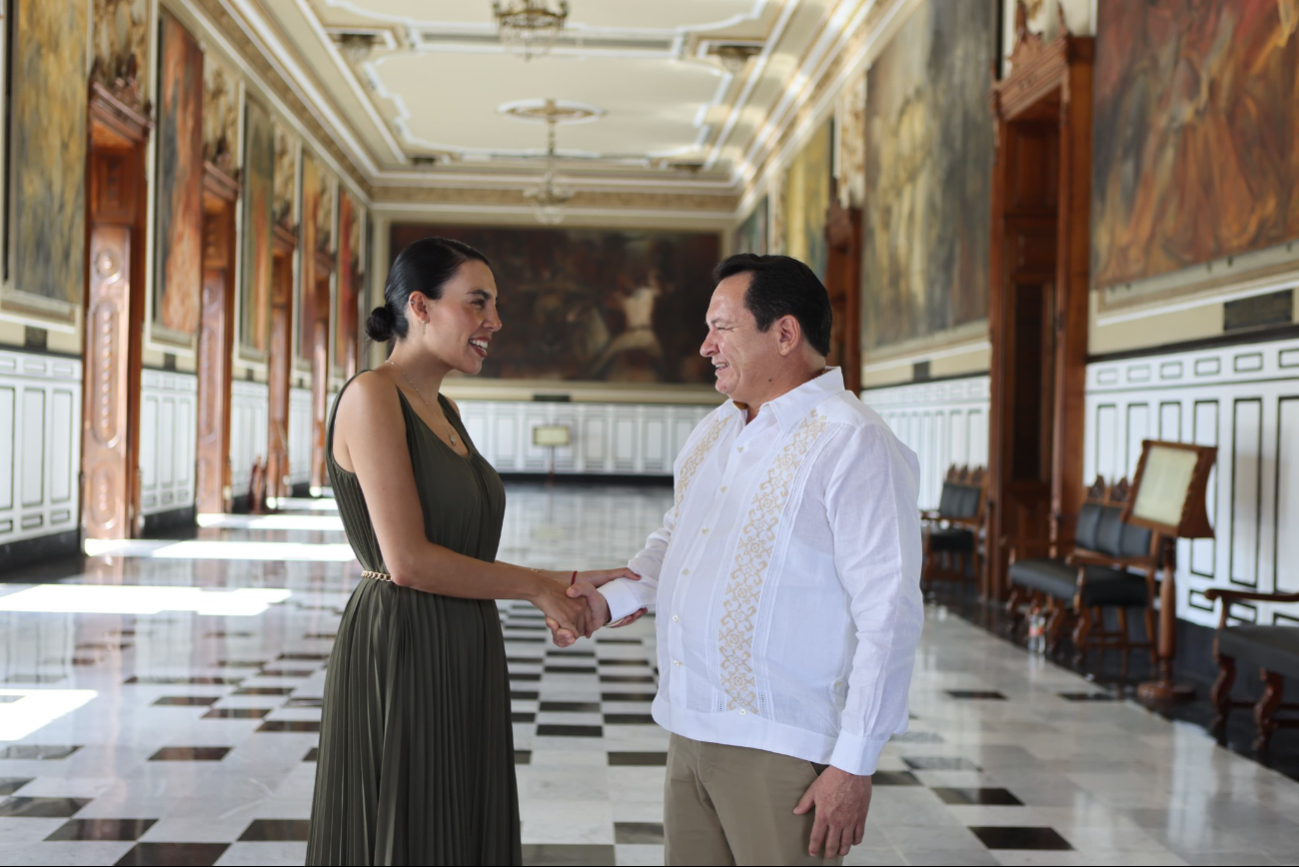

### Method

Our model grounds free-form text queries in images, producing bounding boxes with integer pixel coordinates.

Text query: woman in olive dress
[306,237,634,865]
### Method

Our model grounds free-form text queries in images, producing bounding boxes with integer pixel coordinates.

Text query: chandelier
[492,1,569,61]
[524,100,573,224]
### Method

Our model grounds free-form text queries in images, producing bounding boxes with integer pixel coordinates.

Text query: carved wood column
[195,163,240,514]
[266,223,297,502]
[310,251,334,491]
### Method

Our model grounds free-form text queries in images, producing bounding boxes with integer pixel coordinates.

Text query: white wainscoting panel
[861,376,991,511]
[1085,335,1299,627]
[230,381,269,499]
[139,370,197,516]
[455,401,717,476]
[289,387,313,485]
[0,349,81,546]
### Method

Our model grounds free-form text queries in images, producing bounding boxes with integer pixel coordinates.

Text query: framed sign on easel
[1121,440,1217,701]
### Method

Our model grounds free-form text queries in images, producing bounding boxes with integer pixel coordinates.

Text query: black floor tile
[1058,691,1116,701]
[232,686,295,696]
[515,750,532,765]
[969,826,1073,850]
[932,787,1024,806]
[521,843,616,866]
[871,771,923,786]
[0,745,80,760]
[207,631,254,638]
[547,649,594,657]
[278,653,330,661]
[153,696,220,707]
[256,669,318,678]
[214,660,268,668]
[238,818,311,841]
[202,707,271,719]
[902,756,982,771]
[890,730,946,743]
[0,777,33,796]
[511,673,543,682]
[599,675,656,684]
[149,746,231,761]
[946,690,1007,700]
[608,752,667,766]
[0,796,91,818]
[114,842,229,866]
[598,659,650,667]
[507,656,544,665]
[125,676,241,685]
[257,719,321,732]
[604,714,655,725]
[614,821,664,844]
[512,712,537,723]
[601,692,655,702]
[539,701,602,713]
[597,638,642,645]
[47,818,157,841]
[303,748,319,762]
[303,633,337,640]
[284,697,323,708]
[545,665,598,674]
[511,690,540,701]
[4,674,66,683]
[536,724,603,737]
[504,637,545,644]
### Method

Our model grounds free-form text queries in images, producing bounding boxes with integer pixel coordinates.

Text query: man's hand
[544,568,642,644]
[793,766,872,858]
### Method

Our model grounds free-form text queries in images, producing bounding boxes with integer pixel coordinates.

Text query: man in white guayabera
[563,253,924,866]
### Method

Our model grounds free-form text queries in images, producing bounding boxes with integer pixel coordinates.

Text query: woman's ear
[407,291,429,326]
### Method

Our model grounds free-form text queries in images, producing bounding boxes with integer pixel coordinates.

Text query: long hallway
[0,484,1296,866]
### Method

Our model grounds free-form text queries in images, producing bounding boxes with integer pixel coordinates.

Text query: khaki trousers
[663,734,844,867]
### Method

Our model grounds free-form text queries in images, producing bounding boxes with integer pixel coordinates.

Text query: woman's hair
[365,237,491,343]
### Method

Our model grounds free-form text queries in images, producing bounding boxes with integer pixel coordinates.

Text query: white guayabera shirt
[599,368,924,775]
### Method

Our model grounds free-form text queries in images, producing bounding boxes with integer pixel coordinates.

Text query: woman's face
[409,259,502,375]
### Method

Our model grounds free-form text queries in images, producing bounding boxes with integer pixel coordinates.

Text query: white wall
[1085,335,1299,628]
[289,386,313,485]
[0,349,81,546]
[138,371,197,516]
[861,376,991,510]
[455,401,715,476]
[230,380,269,500]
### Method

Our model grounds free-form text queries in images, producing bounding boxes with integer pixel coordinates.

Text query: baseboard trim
[0,529,81,578]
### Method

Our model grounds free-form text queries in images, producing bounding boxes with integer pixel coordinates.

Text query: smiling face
[407,258,502,376]
[700,272,787,406]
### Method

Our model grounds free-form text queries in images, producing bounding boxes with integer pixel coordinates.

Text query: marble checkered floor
[2,483,1299,866]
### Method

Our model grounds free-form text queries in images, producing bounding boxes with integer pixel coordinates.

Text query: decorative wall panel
[455,401,715,477]
[230,380,269,499]
[0,350,81,546]
[1085,336,1299,626]
[861,375,991,510]
[289,386,313,485]
[138,371,196,516]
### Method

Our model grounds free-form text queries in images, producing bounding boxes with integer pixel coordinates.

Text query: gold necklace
[386,359,459,446]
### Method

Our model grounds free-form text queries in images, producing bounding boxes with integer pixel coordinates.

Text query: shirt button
[701,527,708,534]
[682,569,690,576]
[739,709,747,715]
[671,615,679,622]
[720,486,727,493]
[737,446,744,453]
[673,659,682,666]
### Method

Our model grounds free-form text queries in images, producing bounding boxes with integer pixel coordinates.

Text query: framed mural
[733,197,768,256]
[153,11,204,342]
[335,191,365,377]
[1092,0,1299,292]
[862,0,995,352]
[389,224,721,384]
[241,98,275,357]
[784,120,833,280]
[298,153,324,363]
[4,0,89,321]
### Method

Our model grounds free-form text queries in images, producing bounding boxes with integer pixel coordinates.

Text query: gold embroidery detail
[675,415,729,508]
[717,412,829,712]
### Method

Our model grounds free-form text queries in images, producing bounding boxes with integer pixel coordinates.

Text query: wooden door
[309,272,331,490]
[82,224,134,538]
[825,194,863,393]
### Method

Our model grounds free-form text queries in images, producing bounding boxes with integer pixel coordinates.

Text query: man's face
[700,273,781,404]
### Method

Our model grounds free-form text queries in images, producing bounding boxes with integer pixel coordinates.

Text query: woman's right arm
[334,372,594,636]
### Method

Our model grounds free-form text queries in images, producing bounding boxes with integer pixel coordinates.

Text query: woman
[306,237,634,865]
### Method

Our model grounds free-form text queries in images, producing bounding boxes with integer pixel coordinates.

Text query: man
[568,253,923,865]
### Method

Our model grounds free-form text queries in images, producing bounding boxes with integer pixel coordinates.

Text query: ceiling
[243,0,863,205]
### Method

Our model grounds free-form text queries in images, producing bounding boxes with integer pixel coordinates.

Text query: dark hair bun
[366,305,397,342]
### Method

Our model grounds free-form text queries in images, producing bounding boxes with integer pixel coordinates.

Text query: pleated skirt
[306,578,522,866]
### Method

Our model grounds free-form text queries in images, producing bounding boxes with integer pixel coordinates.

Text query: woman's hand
[528,577,594,648]
[545,568,641,642]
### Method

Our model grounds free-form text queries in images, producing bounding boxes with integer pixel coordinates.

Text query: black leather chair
[1205,587,1299,750]
[921,467,985,592]
[1006,478,1161,663]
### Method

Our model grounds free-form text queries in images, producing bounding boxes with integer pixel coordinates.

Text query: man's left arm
[794,425,924,858]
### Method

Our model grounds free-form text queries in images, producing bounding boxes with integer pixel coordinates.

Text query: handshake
[534,568,646,648]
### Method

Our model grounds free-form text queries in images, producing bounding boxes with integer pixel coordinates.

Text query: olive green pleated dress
[306,376,520,866]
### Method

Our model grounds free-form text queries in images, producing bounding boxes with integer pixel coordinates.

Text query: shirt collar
[727,367,845,432]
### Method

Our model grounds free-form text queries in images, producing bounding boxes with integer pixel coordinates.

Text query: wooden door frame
[82,81,151,540]
[825,191,863,394]
[194,162,240,513]
[266,222,297,502]
[986,7,1094,599]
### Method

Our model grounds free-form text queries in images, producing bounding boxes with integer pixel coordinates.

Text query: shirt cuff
[828,732,890,776]
[599,578,648,623]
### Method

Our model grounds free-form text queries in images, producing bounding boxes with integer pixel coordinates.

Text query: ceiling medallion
[492,0,569,61]
[525,99,574,225]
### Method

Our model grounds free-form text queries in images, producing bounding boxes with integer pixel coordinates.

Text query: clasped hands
[531,568,646,648]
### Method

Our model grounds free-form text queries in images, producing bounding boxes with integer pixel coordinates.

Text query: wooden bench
[1204,588,1299,750]
[1005,477,1161,663]
[920,466,985,592]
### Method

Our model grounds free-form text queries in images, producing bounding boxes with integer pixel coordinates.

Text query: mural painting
[784,120,833,280]
[91,0,149,91]
[154,11,204,338]
[5,0,89,317]
[733,197,768,256]
[1092,0,1299,289]
[862,0,995,351]
[335,191,364,375]
[203,53,240,170]
[241,99,275,355]
[390,225,721,384]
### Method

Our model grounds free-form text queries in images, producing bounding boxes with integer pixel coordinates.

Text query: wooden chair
[1204,587,1299,751]
[920,466,986,592]
[1005,477,1161,664]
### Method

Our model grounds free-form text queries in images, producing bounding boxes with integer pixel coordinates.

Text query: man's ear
[776,315,803,357]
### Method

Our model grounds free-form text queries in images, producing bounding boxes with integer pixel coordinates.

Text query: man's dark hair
[712,253,832,356]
